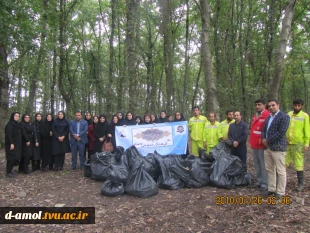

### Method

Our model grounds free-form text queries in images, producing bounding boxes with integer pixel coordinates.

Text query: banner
[115,121,188,156]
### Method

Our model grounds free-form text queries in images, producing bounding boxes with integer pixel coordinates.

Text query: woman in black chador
[51,111,71,171]
[32,113,42,171]
[19,114,35,174]
[94,114,109,153]
[107,115,119,151]
[40,114,54,171]
[5,112,22,178]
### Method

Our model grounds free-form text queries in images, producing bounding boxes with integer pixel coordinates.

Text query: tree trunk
[182,0,190,114]
[0,45,9,146]
[126,0,140,113]
[199,0,219,115]
[268,0,296,100]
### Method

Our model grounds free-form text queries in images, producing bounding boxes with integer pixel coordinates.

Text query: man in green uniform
[188,106,208,156]
[286,99,310,192]
[218,110,235,140]
[203,112,220,154]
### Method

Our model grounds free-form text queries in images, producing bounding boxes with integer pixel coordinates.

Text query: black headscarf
[110,115,119,126]
[53,111,69,127]
[135,116,143,125]
[124,112,136,125]
[40,114,54,136]
[33,113,42,133]
[21,114,32,133]
[158,110,168,123]
[95,114,108,137]
[150,113,158,123]
[84,112,93,125]
[174,112,186,122]
[92,116,98,127]
[8,112,20,127]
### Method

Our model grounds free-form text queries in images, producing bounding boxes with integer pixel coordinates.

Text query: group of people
[5,99,308,199]
[188,99,309,199]
[4,110,187,176]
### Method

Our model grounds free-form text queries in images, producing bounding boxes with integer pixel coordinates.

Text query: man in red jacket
[250,99,270,191]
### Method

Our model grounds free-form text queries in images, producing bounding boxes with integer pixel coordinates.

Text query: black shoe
[259,187,268,191]
[276,193,283,200]
[59,167,63,171]
[6,173,16,178]
[49,166,54,171]
[54,167,59,172]
[24,170,31,174]
[262,191,275,198]
[41,168,47,172]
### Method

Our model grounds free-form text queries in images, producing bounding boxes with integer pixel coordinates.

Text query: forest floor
[0,142,309,233]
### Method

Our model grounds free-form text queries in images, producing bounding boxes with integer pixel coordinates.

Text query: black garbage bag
[101,180,125,197]
[234,172,254,186]
[105,162,130,184]
[125,146,159,180]
[113,146,125,163]
[209,141,232,160]
[192,157,213,175]
[199,148,215,162]
[125,161,159,198]
[144,154,159,180]
[210,153,246,189]
[90,152,113,181]
[154,154,184,190]
[170,159,206,188]
[84,159,92,177]
[126,146,143,169]
[184,154,196,167]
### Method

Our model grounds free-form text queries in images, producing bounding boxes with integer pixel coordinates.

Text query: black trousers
[6,160,18,174]
[54,154,65,168]
[231,145,247,165]
[19,157,31,172]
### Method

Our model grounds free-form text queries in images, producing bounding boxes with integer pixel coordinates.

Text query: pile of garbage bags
[83,141,253,198]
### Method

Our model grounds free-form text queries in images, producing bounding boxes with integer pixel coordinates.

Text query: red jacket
[250,109,270,149]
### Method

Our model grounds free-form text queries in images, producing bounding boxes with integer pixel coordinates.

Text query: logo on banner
[175,125,186,135]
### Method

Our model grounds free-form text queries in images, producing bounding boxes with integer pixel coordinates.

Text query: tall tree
[268,0,297,100]
[198,0,219,115]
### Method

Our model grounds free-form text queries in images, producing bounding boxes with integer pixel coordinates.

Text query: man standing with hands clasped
[250,99,270,191]
[285,99,309,192]
[69,111,88,170]
[261,100,290,199]
[228,111,248,165]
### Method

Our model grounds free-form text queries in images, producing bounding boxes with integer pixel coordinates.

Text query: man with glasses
[250,99,270,191]
[286,99,309,192]
[261,99,290,199]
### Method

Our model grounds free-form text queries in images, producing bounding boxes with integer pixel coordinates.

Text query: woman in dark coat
[32,113,42,171]
[117,112,125,125]
[124,111,136,125]
[107,115,119,151]
[94,114,108,153]
[19,114,34,174]
[51,111,71,171]
[87,115,98,159]
[40,114,54,171]
[5,112,22,178]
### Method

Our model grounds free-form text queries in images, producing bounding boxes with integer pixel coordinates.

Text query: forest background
[0,0,309,146]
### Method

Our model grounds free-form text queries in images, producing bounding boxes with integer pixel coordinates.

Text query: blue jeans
[71,141,86,169]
